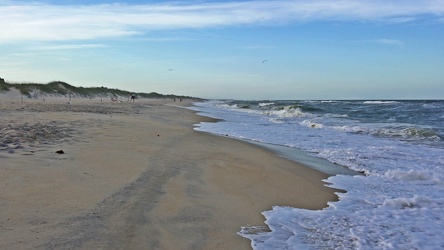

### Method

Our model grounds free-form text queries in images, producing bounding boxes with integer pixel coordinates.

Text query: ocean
[189,100,444,250]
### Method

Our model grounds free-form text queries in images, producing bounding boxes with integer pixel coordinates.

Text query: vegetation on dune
[0,78,10,92]
[0,78,196,100]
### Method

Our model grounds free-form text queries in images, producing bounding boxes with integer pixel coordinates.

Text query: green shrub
[0,80,10,92]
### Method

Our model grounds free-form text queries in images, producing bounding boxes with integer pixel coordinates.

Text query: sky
[1,0,443,100]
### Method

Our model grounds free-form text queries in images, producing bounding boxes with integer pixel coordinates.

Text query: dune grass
[0,79,195,100]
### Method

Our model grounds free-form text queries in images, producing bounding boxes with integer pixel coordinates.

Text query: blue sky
[1,0,443,100]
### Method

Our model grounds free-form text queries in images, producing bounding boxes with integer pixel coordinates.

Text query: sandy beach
[0,96,338,250]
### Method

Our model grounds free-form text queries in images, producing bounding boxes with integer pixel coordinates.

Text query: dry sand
[0,96,338,250]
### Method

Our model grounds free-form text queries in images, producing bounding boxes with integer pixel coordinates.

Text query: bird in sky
[168,69,174,71]
[262,60,267,63]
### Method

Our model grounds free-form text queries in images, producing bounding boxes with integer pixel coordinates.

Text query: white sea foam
[259,102,275,107]
[384,169,441,184]
[332,125,367,133]
[300,120,323,129]
[264,106,306,118]
[363,101,399,104]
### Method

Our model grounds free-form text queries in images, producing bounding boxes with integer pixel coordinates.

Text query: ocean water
[189,100,444,250]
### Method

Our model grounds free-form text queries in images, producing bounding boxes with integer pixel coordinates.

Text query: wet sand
[0,97,338,249]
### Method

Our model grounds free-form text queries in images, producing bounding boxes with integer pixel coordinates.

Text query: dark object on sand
[55,150,64,154]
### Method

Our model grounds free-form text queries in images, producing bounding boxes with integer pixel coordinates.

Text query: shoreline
[0,98,339,249]
[238,138,359,176]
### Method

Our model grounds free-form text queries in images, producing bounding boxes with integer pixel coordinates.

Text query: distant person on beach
[130,94,135,102]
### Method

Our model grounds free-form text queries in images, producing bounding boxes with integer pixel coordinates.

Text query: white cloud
[1,0,443,42]
[31,44,108,50]
[139,37,197,42]
[368,39,404,46]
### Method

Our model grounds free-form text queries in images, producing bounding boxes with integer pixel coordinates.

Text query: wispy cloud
[140,37,197,42]
[31,44,108,50]
[367,39,404,46]
[1,0,444,42]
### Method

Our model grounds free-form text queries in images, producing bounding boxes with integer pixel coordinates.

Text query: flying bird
[262,60,267,63]
[168,69,174,71]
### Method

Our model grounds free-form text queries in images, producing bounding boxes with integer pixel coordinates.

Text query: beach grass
[0,79,195,100]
